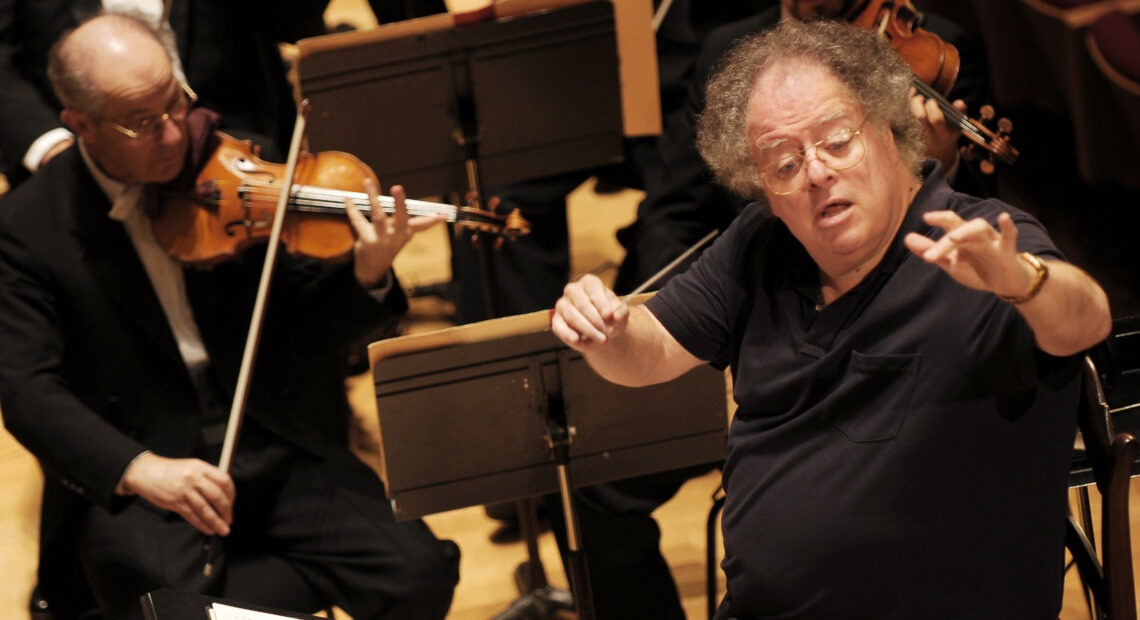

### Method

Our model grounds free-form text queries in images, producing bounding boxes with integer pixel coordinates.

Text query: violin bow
[619,229,719,306]
[203,101,312,577]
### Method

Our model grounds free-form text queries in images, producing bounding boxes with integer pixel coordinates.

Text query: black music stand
[295,1,625,198]
[368,304,729,619]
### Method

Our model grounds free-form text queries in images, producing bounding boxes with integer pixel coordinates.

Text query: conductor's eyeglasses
[758,121,867,195]
[107,82,198,140]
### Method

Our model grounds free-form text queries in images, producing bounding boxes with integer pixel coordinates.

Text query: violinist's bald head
[48,12,174,117]
[50,11,190,186]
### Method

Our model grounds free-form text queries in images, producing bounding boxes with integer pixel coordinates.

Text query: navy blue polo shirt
[646,164,1080,618]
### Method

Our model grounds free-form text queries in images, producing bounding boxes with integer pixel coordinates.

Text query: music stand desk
[295,1,654,197]
[367,297,728,522]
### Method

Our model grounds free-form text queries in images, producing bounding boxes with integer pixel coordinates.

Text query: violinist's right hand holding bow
[117,451,235,537]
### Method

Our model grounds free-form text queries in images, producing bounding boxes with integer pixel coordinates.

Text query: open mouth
[818,201,852,221]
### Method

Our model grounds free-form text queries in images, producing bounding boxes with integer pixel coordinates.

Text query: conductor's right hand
[119,452,235,536]
[551,274,629,352]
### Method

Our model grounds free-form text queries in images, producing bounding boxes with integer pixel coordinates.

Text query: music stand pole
[453,77,574,620]
[547,420,595,620]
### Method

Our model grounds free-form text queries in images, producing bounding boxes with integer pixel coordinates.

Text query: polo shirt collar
[780,159,949,288]
[876,159,952,277]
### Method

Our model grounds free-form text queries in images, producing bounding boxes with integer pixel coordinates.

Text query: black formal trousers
[78,419,459,620]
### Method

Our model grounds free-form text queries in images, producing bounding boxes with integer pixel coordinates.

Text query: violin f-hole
[234,156,278,182]
[223,211,272,237]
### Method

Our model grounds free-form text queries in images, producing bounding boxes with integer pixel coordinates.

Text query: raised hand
[904,210,1034,299]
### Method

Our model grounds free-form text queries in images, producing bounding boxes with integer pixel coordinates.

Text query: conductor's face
[746,60,913,277]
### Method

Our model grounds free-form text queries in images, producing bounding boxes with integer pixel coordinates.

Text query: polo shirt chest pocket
[825,351,920,443]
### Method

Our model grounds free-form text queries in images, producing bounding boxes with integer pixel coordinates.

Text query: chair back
[1068,316,1140,620]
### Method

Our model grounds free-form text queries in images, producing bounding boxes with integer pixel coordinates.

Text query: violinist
[0,11,458,620]
[554,19,1110,618]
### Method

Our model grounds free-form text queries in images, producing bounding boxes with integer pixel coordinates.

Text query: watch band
[997,252,1049,305]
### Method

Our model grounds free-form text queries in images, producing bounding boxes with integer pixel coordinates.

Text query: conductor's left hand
[904,210,1034,299]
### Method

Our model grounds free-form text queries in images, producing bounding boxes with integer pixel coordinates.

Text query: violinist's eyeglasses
[758,120,867,195]
[107,82,198,140]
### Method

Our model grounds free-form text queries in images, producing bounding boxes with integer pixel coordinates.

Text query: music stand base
[493,580,576,620]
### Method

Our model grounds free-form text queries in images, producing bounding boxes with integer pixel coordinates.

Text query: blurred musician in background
[447,0,774,327]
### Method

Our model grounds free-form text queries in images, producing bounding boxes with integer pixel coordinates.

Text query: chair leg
[1067,511,1108,620]
[1102,434,1138,620]
[1076,487,1104,619]
[707,488,726,620]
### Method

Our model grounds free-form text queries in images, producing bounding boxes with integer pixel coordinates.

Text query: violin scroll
[959,105,1019,174]
[503,208,531,238]
[454,190,531,244]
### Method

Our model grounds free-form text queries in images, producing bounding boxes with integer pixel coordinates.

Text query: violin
[843,0,1019,172]
[154,132,530,267]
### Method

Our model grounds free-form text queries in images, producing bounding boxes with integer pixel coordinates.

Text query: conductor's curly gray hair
[696,19,925,199]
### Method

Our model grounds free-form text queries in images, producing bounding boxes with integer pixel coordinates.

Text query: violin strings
[294,185,462,222]
[232,181,462,222]
[911,78,986,144]
[912,80,1017,164]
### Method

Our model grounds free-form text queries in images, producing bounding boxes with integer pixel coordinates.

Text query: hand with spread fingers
[904,210,1034,300]
[551,273,629,352]
[346,180,445,289]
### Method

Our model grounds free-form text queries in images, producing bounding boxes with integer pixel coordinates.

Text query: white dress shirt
[81,141,210,372]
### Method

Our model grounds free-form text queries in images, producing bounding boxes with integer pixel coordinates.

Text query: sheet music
[208,602,296,620]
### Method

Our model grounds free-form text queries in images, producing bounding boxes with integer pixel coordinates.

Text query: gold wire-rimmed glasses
[758,120,867,195]
[106,81,198,140]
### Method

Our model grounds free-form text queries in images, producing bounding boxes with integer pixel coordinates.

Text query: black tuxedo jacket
[0,0,329,182]
[0,142,400,547]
